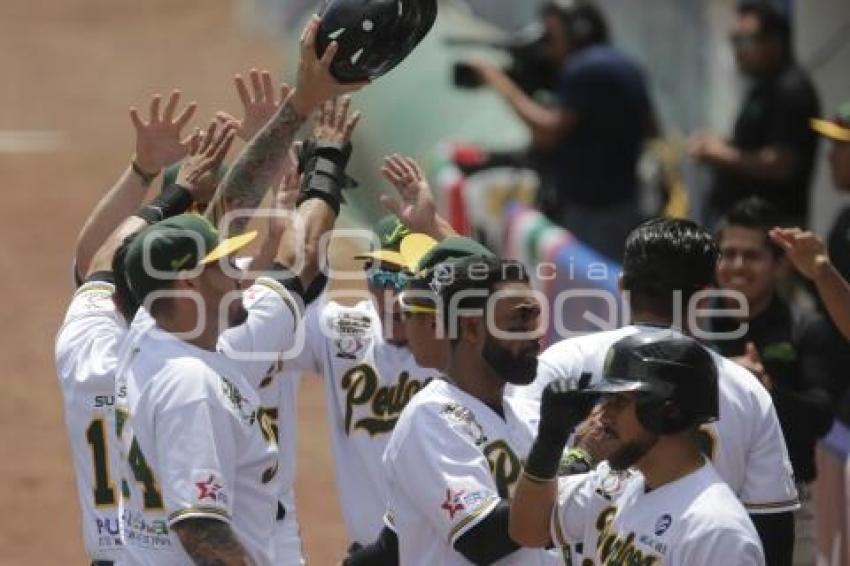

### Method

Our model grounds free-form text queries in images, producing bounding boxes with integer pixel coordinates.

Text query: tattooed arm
[205,15,367,235]
[172,518,255,566]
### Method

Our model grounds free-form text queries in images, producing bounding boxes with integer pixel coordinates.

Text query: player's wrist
[524,431,571,481]
[131,155,161,185]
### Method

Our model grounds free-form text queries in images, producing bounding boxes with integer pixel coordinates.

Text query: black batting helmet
[594,331,719,435]
[316,0,438,83]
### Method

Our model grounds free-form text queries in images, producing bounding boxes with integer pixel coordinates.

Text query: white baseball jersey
[512,325,799,515]
[383,379,561,566]
[551,461,764,565]
[218,277,305,564]
[115,279,298,565]
[55,281,128,561]
[285,297,440,545]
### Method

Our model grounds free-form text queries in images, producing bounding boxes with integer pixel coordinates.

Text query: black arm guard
[134,183,193,224]
[297,140,357,215]
[453,500,520,565]
[751,511,794,566]
[342,526,399,566]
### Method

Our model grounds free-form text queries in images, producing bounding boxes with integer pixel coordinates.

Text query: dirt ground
[0,0,349,563]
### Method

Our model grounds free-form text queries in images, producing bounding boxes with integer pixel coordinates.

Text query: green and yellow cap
[124,213,256,301]
[811,101,850,142]
[353,215,414,267]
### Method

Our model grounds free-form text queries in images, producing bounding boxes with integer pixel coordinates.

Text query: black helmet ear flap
[317,0,438,83]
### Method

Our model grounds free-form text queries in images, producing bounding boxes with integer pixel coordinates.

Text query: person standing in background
[690,1,820,228]
[470,0,658,261]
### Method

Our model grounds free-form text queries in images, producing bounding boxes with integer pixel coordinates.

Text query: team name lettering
[341,364,432,435]
[595,506,660,565]
[483,440,521,498]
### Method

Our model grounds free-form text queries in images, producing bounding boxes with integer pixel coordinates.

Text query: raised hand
[769,227,830,281]
[130,90,197,175]
[175,120,237,200]
[269,153,301,241]
[379,154,438,233]
[313,96,362,145]
[290,15,369,116]
[539,379,598,441]
[218,69,293,142]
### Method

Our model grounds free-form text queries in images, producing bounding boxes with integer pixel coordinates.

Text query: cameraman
[470,1,658,261]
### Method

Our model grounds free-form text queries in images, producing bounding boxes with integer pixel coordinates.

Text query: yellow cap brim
[811,118,850,142]
[201,230,258,264]
[353,249,408,268]
[400,234,438,272]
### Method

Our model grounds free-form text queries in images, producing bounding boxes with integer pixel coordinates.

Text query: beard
[607,433,658,471]
[482,335,538,385]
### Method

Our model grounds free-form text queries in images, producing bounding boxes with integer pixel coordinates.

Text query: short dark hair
[113,233,142,324]
[543,1,609,51]
[738,1,792,59]
[622,218,720,318]
[435,257,530,343]
[716,196,784,256]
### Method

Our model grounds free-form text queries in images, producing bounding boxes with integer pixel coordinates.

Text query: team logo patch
[335,335,366,360]
[654,513,673,536]
[193,471,228,505]
[332,312,372,359]
[441,488,465,520]
[440,403,487,445]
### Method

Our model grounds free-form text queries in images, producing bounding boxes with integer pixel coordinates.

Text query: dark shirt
[710,64,820,223]
[828,205,850,282]
[547,45,651,211]
[708,296,837,483]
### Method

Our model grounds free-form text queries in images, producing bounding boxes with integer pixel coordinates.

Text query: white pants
[274,494,305,565]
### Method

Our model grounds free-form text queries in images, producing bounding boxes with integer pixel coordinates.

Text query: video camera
[447,24,558,95]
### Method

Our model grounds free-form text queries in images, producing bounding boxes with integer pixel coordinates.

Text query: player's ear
[459,316,480,344]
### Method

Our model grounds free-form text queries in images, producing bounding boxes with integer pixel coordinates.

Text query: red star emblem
[195,475,222,502]
[441,488,465,520]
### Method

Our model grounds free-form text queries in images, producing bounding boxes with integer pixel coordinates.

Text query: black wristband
[524,430,572,481]
[297,157,345,215]
[134,183,194,224]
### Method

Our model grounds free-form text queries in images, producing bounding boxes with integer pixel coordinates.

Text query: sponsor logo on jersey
[440,403,488,445]
[441,488,466,520]
[341,364,433,435]
[95,516,121,536]
[654,514,672,536]
[595,506,662,565]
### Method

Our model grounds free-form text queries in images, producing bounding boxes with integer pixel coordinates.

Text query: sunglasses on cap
[366,267,409,293]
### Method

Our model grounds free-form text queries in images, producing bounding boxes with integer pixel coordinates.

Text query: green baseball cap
[353,215,413,267]
[124,213,256,301]
[811,101,850,142]
[404,236,496,298]
[414,236,496,275]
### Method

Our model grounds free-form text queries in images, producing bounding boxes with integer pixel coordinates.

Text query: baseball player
[510,331,765,565]
[55,116,234,564]
[376,254,563,565]
[511,217,798,564]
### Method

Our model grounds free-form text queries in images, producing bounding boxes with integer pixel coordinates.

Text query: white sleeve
[280,299,325,374]
[549,472,604,547]
[55,282,124,393]
[738,382,799,514]
[678,526,765,566]
[217,277,302,387]
[383,407,502,546]
[156,392,238,526]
